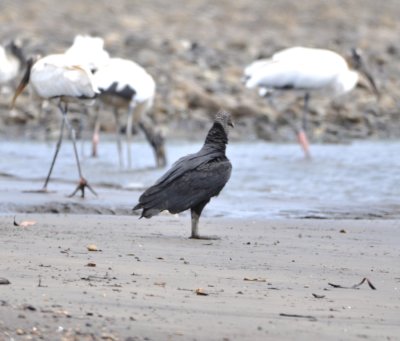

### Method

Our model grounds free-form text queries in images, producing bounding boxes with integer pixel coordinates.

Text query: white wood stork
[64,34,110,72]
[92,57,166,168]
[11,54,99,197]
[244,46,379,158]
[0,40,25,92]
[64,35,110,157]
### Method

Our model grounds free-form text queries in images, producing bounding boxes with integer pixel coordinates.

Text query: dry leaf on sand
[195,288,209,296]
[13,216,37,227]
[87,244,98,252]
[243,277,267,282]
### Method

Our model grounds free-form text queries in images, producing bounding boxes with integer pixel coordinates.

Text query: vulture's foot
[189,234,220,240]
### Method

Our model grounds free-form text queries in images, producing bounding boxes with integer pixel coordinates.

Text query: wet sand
[1,213,399,340]
[2,139,400,221]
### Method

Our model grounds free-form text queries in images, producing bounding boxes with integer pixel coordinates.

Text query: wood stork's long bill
[359,67,379,99]
[11,57,34,109]
[351,49,379,98]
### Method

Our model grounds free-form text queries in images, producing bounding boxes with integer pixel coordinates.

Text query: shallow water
[1,137,400,219]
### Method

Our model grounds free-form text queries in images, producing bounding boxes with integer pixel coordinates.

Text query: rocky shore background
[1,0,400,143]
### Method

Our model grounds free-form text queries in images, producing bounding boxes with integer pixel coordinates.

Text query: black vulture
[133,111,233,239]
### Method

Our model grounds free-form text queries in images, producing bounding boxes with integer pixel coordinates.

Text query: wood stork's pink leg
[113,107,124,169]
[91,107,100,158]
[297,130,311,160]
[91,119,100,158]
[299,93,312,159]
[126,103,136,169]
[302,93,310,133]
[264,93,311,159]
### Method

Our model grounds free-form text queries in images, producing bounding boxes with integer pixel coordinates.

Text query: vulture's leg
[296,92,311,159]
[139,121,166,168]
[58,103,97,198]
[190,201,219,240]
[113,107,124,169]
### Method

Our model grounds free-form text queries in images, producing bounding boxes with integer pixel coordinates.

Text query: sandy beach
[1,212,399,340]
[1,0,400,340]
[0,137,400,340]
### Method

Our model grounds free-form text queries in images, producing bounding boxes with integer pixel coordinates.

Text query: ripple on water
[1,138,400,219]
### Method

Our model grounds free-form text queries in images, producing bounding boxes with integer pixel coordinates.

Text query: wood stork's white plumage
[64,35,110,72]
[92,57,166,168]
[11,54,99,197]
[28,54,99,99]
[64,35,111,158]
[0,40,25,91]
[244,46,379,158]
[63,35,164,168]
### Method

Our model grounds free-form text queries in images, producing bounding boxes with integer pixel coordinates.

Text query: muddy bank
[0,0,400,142]
[3,172,400,220]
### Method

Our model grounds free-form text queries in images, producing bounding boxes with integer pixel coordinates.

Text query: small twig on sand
[279,313,317,321]
[38,275,47,288]
[328,277,376,290]
[81,272,114,282]
[312,293,325,299]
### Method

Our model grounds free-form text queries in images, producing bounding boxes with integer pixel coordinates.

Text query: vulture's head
[215,111,234,136]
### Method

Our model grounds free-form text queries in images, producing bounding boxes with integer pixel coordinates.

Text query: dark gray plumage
[133,111,233,239]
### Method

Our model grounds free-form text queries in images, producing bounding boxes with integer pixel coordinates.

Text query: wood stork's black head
[350,48,363,69]
[11,56,35,109]
[6,39,25,64]
[350,48,379,99]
